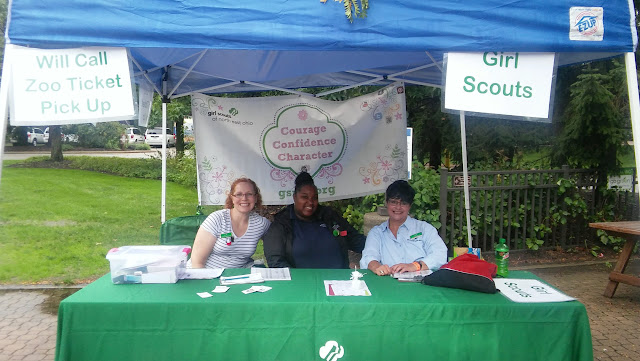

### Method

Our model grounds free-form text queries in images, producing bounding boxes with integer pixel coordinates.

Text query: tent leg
[161,102,167,223]
[459,111,473,249]
[193,109,202,206]
[625,53,640,202]
[0,45,14,185]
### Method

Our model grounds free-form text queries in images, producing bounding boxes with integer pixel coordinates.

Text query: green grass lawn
[0,166,206,284]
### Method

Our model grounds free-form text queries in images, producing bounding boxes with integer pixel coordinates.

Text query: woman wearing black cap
[263,172,365,268]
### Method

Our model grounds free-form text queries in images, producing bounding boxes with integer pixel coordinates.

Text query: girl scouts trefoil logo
[569,7,603,41]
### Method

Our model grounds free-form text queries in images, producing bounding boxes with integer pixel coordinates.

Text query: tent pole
[459,110,473,249]
[193,109,202,206]
[161,102,167,223]
[161,68,168,223]
[0,46,12,185]
[625,52,640,201]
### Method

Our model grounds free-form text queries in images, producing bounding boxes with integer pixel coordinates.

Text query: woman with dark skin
[263,172,365,268]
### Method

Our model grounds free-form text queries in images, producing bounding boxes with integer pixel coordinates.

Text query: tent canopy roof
[6,0,638,97]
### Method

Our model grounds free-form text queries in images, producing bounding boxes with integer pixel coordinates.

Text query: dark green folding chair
[159,207,208,247]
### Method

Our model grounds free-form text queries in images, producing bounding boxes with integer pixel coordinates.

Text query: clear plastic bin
[106,245,191,284]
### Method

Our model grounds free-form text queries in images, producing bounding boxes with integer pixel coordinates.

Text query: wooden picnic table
[589,221,640,297]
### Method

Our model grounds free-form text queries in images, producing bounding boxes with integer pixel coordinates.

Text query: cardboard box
[106,245,191,284]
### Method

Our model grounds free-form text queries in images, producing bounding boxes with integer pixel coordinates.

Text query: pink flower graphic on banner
[218,105,223,111]
[395,112,403,120]
[379,157,393,171]
[200,165,235,204]
[358,144,406,187]
[298,109,308,120]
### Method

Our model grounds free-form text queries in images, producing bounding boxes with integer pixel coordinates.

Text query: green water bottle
[495,238,510,277]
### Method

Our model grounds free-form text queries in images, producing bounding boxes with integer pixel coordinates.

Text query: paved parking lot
[1,260,638,361]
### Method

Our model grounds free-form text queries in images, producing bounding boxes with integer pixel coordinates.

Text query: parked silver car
[121,127,145,145]
[27,127,47,146]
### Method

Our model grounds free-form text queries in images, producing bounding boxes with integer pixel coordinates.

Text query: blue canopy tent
[1,1,638,240]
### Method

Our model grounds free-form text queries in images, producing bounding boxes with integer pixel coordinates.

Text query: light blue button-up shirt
[360,216,447,270]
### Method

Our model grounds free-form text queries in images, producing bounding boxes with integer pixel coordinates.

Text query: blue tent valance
[5,0,637,97]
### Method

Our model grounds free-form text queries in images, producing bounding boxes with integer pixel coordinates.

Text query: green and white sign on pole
[444,52,555,119]
[8,45,135,125]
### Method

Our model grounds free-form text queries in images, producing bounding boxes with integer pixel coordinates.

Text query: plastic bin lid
[106,245,191,260]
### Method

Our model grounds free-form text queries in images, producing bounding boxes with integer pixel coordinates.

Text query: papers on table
[197,292,213,298]
[220,273,264,285]
[251,267,292,281]
[392,270,432,282]
[180,268,224,280]
[324,280,371,296]
[242,285,272,294]
[495,279,576,303]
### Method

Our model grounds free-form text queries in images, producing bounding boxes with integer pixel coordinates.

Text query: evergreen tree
[555,67,626,177]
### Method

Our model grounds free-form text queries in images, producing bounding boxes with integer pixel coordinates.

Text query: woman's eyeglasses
[387,199,410,207]
[232,192,255,199]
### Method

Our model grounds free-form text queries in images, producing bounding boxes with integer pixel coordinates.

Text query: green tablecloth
[55,269,593,361]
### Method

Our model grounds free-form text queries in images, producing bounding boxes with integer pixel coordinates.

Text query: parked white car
[122,127,145,145]
[27,127,47,146]
[145,128,176,147]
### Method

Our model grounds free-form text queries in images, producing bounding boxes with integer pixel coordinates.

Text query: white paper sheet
[180,268,224,280]
[324,280,371,296]
[251,267,292,281]
[495,279,576,303]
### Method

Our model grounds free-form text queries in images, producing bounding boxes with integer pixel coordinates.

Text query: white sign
[495,279,576,303]
[192,83,408,205]
[608,175,634,192]
[9,46,135,125]
[444,52,555,119]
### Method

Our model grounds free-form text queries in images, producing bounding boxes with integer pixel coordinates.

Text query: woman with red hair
[189,178,270,268]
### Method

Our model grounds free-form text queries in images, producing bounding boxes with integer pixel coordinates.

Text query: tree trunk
[50,125,63,161]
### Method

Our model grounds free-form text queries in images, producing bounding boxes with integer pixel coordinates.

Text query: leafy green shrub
[408,158,441,228]
[68,156,162,179]
[76,122,125,149]
[166,151,197,188]
[342,204,364,232]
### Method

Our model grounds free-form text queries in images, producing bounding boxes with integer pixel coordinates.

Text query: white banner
[8,46,135,125]
[137,81,153,128]
[444,52,555,119]
[192,83,408,205]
